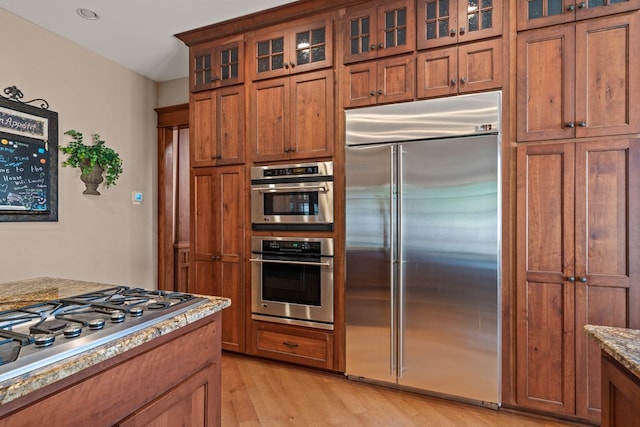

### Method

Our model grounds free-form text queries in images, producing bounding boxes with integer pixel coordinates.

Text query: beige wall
[0,9,161,288]
[157,77,189,107]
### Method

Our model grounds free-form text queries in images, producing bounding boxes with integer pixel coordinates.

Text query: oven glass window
[262,258,321,306]
[264,191,319,216]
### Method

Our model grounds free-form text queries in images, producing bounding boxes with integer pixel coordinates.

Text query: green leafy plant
[59,130,123,187]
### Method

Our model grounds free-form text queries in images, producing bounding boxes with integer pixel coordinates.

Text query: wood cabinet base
[0,312,222,427]
[601,352,640,427]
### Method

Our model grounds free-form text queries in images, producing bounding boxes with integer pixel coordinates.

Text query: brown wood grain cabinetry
[190,37,244,92]
[251,321,334,369]
[416,38,502,99]
[601,352,640,427]
[343,0,415,63]
[416,0,502,49]
[343,54,415,107]
[516,139,640,422]
[0,314,222,427]
[190,86,245,167]
[250,69,334,162]
[191,166,245,352]
[517,0,640,31]
[248,15,333,81]
[516,12,640,142]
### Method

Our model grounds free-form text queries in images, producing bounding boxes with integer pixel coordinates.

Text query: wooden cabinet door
[344,0,415,63]
[191,166,245,352]
[343,61,378,107]
[574,139,640,422]
[250,77,289,162]
[575,12,640,138]
[457,38,503,94]
[290,69,334,160]
[215,165,245,352]
[191,92,216,167]
[516,143,576,415]
[417,47,458,98]
[516,25,575,142]
[191,38,244,92]
[417,0,502,49]
[376,54,415,104]
[215,86,245,165]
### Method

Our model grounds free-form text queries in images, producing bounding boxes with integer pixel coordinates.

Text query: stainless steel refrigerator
[345,91,501,405]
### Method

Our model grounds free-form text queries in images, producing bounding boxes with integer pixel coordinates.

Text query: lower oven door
[250,253,334,329]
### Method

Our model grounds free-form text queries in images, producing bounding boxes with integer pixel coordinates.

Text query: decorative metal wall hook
[1,85,50,110]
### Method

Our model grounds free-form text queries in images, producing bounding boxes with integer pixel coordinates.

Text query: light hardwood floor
[221,353,589,427]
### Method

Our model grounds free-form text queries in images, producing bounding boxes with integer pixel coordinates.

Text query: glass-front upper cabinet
[249,15,333,80]
[417,0,502,50]
[191,38,244,92]
[343,0,415,63]
[517,0,640,30]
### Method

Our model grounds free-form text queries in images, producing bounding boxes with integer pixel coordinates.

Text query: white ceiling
[0,0,297,82]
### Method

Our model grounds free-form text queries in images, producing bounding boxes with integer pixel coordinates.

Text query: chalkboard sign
[0,89,58,222]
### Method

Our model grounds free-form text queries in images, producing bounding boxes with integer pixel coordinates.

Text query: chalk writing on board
[0,137,48,211]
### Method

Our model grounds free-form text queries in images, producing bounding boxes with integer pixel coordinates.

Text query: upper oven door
[251,180,334,230]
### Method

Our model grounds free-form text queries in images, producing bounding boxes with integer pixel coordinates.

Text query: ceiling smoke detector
[76,8,99,20]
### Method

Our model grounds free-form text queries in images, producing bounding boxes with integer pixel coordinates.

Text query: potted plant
[59,130,123,195]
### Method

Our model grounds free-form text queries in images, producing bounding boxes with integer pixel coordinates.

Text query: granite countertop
[585,325,640,379]
[0,277,231,406]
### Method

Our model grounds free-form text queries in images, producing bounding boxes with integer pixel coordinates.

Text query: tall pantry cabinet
[188,36,246,353]
[515,4,640,423]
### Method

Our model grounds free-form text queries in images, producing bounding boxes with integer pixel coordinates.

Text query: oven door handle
[252,184,328,193]
[249,258,331,267]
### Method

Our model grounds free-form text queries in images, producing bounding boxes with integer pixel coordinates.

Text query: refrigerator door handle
[389,145,396,377]
[397,145,404,378]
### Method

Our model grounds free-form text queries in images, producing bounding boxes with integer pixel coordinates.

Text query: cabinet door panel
[416,0,459,49]
[516,143,576,414]
[192,171,214,258]
[290,70,334,159]
[575,13,640,138]
[516,26,575,142]
[574,139,640,422]
[417,47,458,98]
[456,0,502,44]
[251,78,289,161]
[216,86,245,165]
[343,62,377,108]
[191,93,215,167]
[376,55,415,104]
[458,38,503,94]
[517,0,575,31]
[377,0,416,57]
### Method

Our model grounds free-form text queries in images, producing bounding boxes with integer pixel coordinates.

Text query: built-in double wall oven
[250,161,334,330]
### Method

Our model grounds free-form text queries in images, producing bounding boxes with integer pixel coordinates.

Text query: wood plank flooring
[221,353,589,427]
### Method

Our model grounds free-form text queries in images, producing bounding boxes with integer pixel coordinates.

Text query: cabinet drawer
[254,323,333,369]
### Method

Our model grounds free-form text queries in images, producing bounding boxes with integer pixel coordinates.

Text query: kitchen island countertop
[0,277,230,406]
[584,325,640,379]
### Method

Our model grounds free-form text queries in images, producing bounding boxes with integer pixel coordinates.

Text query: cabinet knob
[578,2,586,8]
[567,276,576,282]
[578,121,587,127]
[284,147,290,152]
[567,4,575,11]
[289,147,296,153]
[449,28,456,37]
[370,44,376,50]
[579,276,588,283]
[212,76,220,81]
[459,26,466,35]
[284,63,289,69]
[567,121,575,128]
[377,89,383,95]
[460,77,466,84]
[215,155,222,160]
[282,341,299,348]
[450,79,457,86]
[370,90,376,96]
[378,43,384,49]
[290,62,295,68]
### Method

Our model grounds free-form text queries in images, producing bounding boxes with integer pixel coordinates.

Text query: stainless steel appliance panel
[398,136,499,402]
[345,144,395,383]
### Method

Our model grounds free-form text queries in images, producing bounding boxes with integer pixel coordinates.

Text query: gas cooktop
[0,286,206,383]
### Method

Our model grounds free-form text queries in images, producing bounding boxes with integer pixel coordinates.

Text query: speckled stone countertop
[585,325,640,379]
[0,277,230,405]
